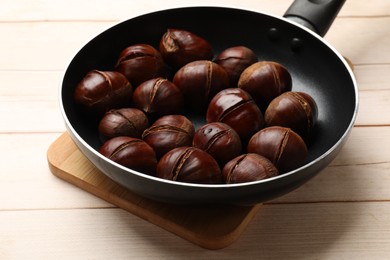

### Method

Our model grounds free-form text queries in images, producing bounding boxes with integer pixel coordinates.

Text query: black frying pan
[60,0,358,205]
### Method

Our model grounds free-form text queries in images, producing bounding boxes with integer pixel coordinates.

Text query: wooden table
[1,0,390,258]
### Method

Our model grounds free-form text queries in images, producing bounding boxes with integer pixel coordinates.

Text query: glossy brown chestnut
[264,91,318,138]
[99,136,157,176]
[74,70,132,118]
[193,122,242,166]
[115,44,166,87]
[157,146,222,184]
[214,46,258,86]
[248,126,308,173]
[206,88,264,143]
[159,28,214,69]
[98,108,149,142]
[222,153,279,184]
[238,61,292,112]
[173,60,229,110]
[142,115,195,159]
[132,77,184,116]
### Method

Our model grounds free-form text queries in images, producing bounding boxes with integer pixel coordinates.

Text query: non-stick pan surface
[61,4,358,205]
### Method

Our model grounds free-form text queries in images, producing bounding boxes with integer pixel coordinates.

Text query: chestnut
[132,77,184,117]
[248,126,308,173]
[98,108,149,142]
[222,153,279,184]
[264,91,318,138]
[173,60,229,110]
[115,44,166,87]
[99,136,157,176]
[157,146,222,184]
[74,70,132,118]
[159,28,214,69]
[214,46,258,86]
[206,88,264,144]
[142,115,195,159]
[193,122,242,167]
[238,61,292,112]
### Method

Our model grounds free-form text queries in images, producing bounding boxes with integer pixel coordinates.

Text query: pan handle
[283,0,346,36]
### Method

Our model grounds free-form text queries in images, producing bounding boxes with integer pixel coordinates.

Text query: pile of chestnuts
[74,28,318,185]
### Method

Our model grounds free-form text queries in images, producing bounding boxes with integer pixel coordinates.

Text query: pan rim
[59,5,359,190]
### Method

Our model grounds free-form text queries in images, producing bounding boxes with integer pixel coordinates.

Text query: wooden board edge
[46,132,260,250]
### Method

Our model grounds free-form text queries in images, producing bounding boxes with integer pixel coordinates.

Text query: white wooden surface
[1,0,390,258]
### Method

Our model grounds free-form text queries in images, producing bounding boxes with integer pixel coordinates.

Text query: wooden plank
[0,71,62,97]
[0,133,113,210]
[325,17,390,65]
[331,126,390,166]
[353,64,390,91]
[2,202,390,258]
[0,96,65,133]
[0,0,389,22]
[0,1,292,22]
[0,22,111,71]
[0,18,389,71]
[356,90,390,126]
[273,162,390,203]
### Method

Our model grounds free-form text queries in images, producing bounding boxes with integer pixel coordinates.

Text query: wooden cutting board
[47,132,261,250]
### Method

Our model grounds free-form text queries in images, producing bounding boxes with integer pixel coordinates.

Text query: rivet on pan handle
[283,0,346,36]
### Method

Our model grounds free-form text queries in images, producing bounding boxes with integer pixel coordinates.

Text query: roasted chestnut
[98,108,149,142]
[248,126,308,173]
[193,122,242,166]
[159,28,214,69]
[74,70,132,118]
[206,88,264,144]
[157,146,222,184]
[173,60,229,110]
[222,153,279,184]
[115,44,166,87]
[99,136,157,175]
[238,61,292,112]
[142,115,195,159]
[132,77,184,117]
[264,91,318,138]
[214,46,258,86]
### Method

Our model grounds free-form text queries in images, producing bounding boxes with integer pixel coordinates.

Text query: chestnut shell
[173,60,229,110]
[248,126,308,173]
[99,136,157,176]
[238,61,292,112]
[193,122,242,166]
[132,77,184,116]
[206,88,264,143]
[142,115,195,159]
[98,108,149,142]
[157,146,222,184]
[159,28,214,69]
[74,70,133,118]
[115,44,166,87]
[214,46,258,86]
[265,91,318,138]
[222,153,279,184]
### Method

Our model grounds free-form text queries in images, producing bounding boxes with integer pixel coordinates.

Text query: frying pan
[60,0,358,205]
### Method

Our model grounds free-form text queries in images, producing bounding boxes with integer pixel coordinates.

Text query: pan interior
[62,7,356,169]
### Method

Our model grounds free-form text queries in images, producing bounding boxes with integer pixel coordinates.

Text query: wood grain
[1,0,390,258]
[3,202,390,259]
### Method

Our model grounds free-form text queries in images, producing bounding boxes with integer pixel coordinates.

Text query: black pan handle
[283,0,346,36]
